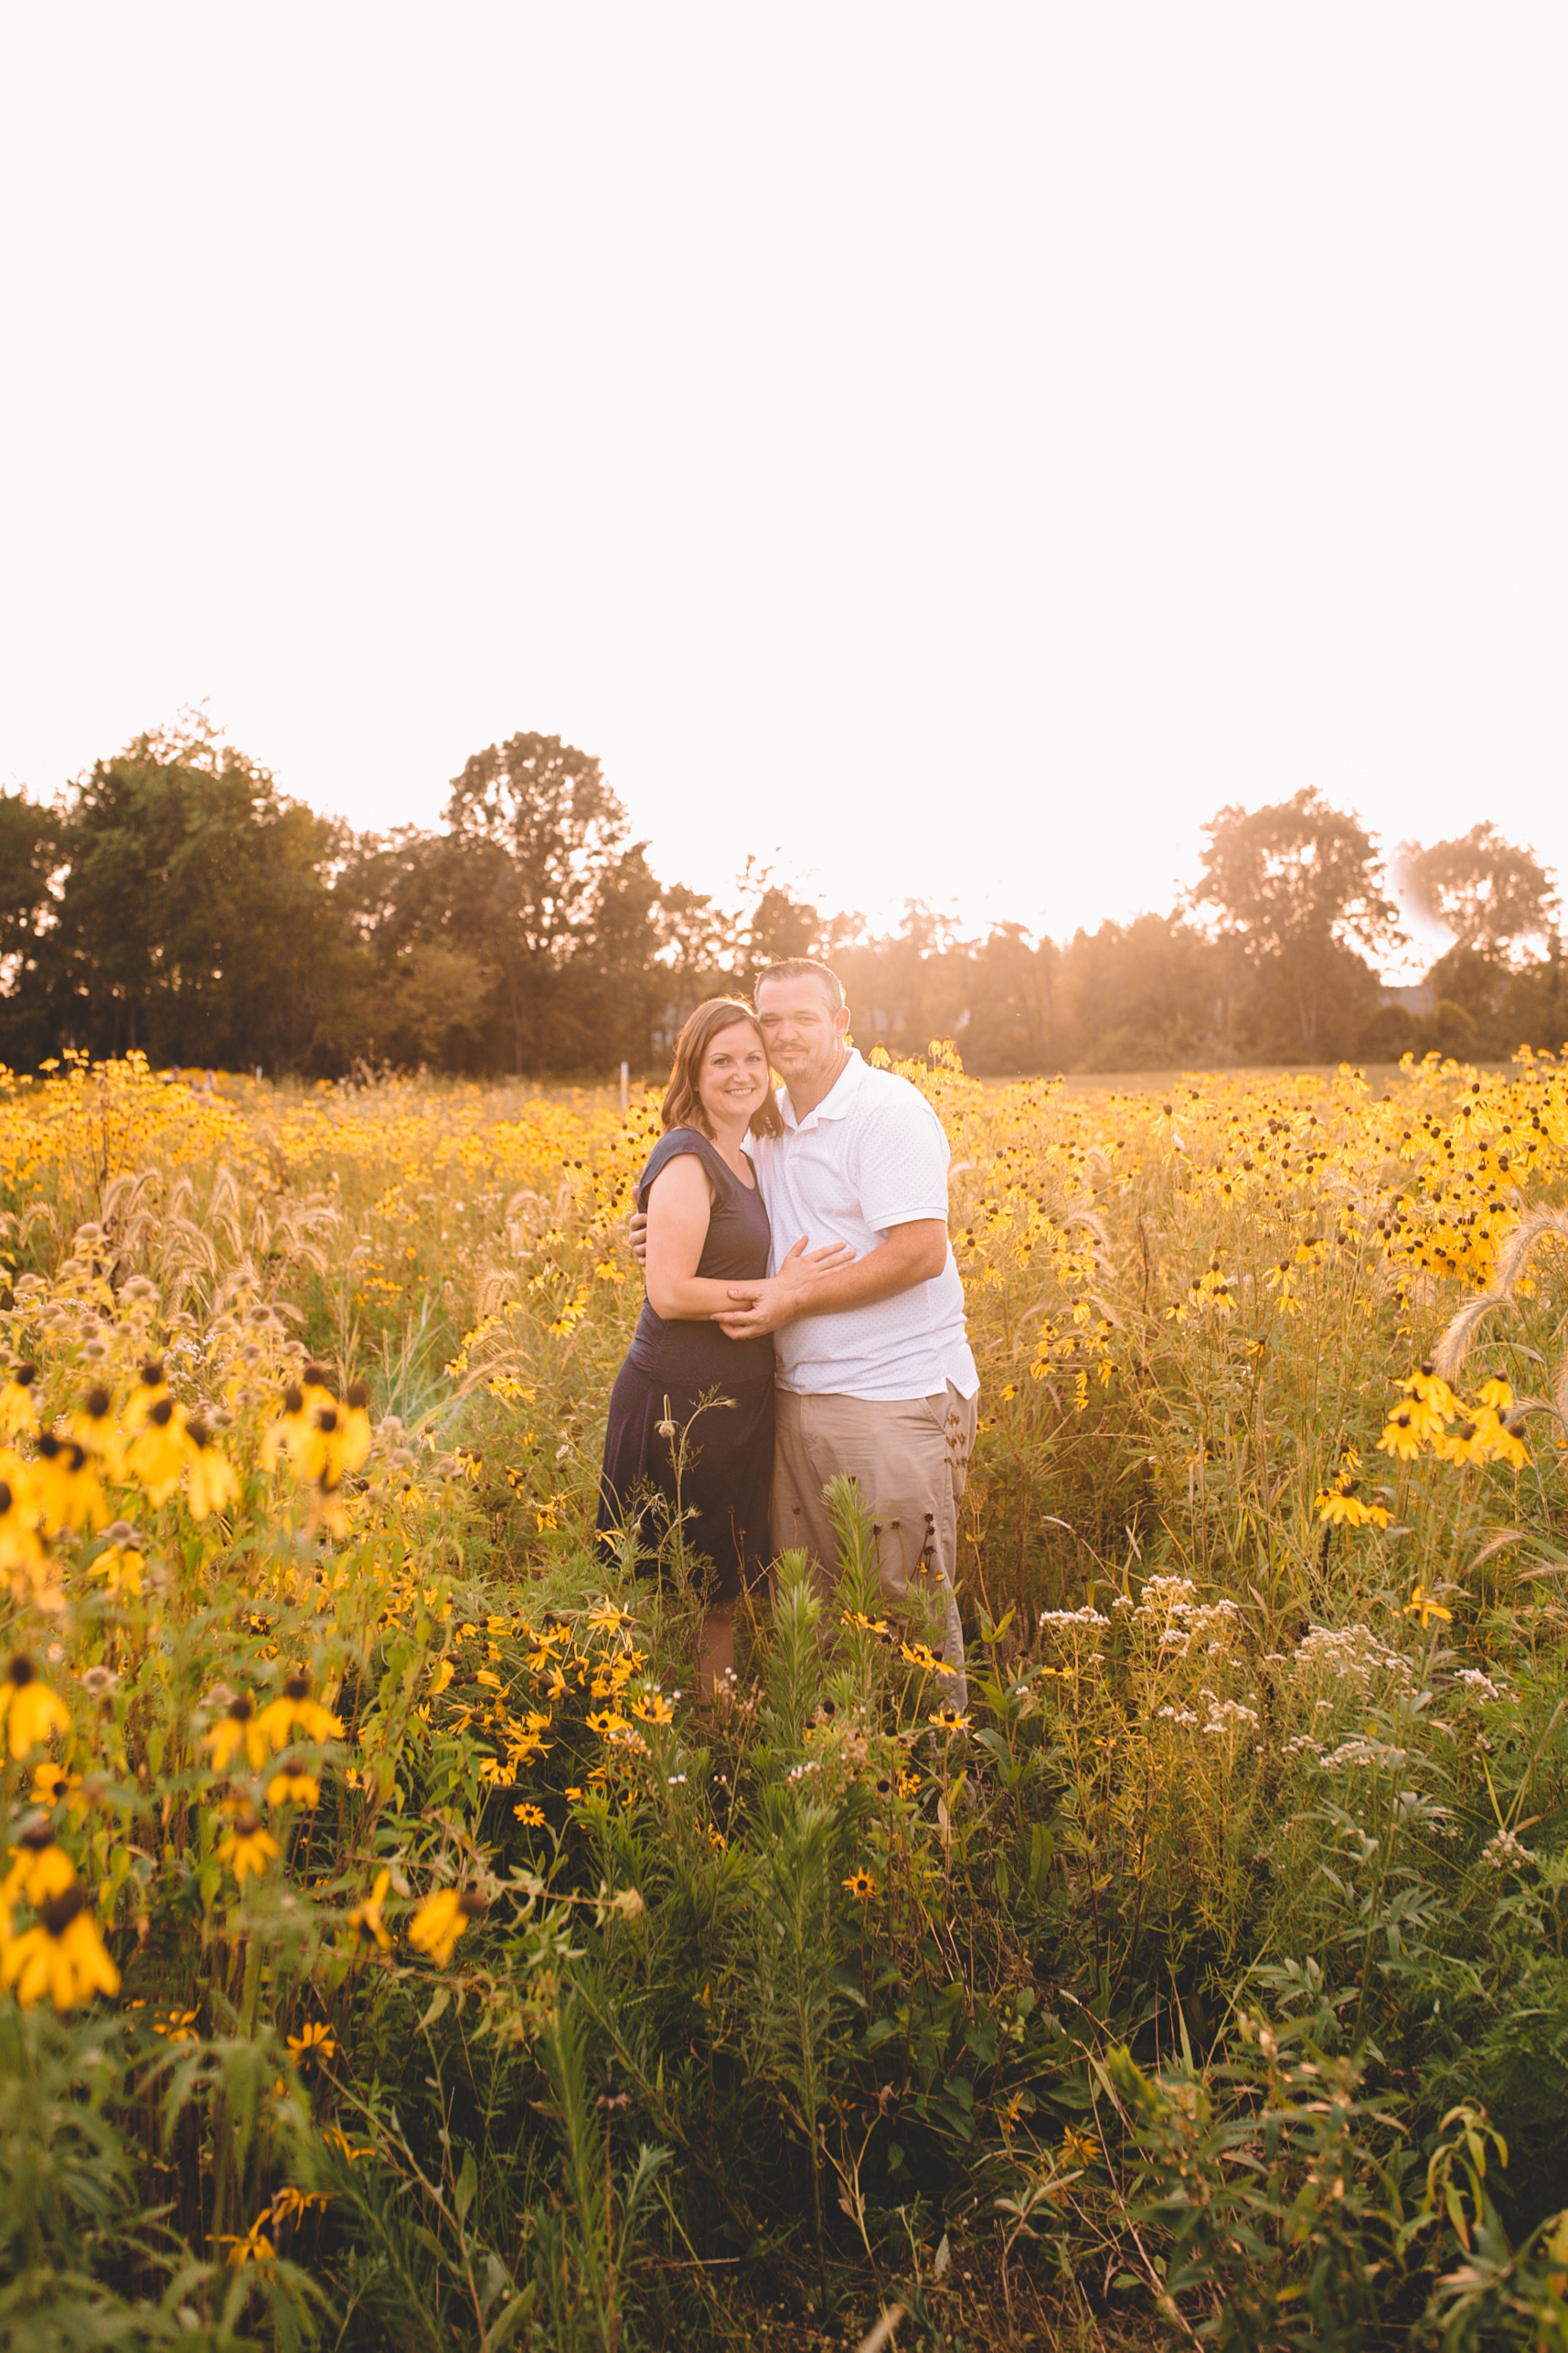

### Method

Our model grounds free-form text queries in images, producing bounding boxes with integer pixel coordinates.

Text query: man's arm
[714,1218,947,1340]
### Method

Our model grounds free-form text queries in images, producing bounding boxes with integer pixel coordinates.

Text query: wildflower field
[5,1045,1568,2352]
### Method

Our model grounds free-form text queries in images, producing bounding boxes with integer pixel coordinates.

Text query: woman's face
[698,1021,771,1129]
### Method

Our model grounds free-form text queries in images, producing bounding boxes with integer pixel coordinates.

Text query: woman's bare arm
[643,1155,752,1321]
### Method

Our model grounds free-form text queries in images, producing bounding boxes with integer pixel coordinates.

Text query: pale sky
[2,7,1563,970]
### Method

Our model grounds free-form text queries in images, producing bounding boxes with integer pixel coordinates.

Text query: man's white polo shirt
[745,1049,978,1404]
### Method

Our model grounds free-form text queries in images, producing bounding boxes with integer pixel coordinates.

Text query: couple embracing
[597,958,977,1704]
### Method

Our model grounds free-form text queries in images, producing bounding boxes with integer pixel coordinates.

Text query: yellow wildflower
[286,2020,337,2066]
[183,1415,240,1521]
[409,1886,486,1967]
[265,1765,322,1808]
[253,1673,343,1753]
[1403,1584,1453,1631]
[2,1820,78,1907]
[33,1432,107,1535]
[344,1867,392,1956]
[0,1654,70,1758]
[0,1363,39,1438]
[1,1886,120,2010]
[206,1694,271,1776]
[218,1810,281,1885]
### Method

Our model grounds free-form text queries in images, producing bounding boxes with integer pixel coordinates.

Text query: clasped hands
[625,1213,852,1338]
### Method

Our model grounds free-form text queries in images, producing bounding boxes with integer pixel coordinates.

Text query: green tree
[47,724,356,1071]
[1399,822,1557,959]
[1193,789,1404,1057]
[443,733,632,1075]
[0,792,64,1067]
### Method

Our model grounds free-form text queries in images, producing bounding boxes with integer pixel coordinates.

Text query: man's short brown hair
[753,957,846,1016]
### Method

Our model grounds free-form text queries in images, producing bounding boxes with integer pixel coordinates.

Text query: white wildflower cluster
[1132,1581,1243,1663]
[1452,1667,1503,1704]
[1284,1734,1323,1758]
[1318,1736,1409,1773]
[1290,1623,1413,1694]
[1038,1606,1111,1630]
[1109,1594,1136,1612]
[1154,1705,1200,1727]
[1200,1696,1260,1738]
[1482,1826,1536,1872]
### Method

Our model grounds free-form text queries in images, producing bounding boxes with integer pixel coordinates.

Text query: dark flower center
[8,1653,35,1687]
[84,1386,111,1418]
[39,1886,87,1936]
[149,1398,175,1428]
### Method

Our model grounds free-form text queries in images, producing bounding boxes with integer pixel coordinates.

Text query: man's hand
[713,1237,854,1338]
[628,1209,648,1266]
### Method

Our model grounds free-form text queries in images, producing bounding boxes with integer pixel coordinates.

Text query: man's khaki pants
[771,1383,978,1708]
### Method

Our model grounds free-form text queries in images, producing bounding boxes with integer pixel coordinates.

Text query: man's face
[754,976,848,1086]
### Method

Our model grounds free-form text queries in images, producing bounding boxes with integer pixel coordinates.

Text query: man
[637,957,978,1700]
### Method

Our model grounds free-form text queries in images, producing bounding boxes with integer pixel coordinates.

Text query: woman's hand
[777,1235,856,1288]
[712,1235,856,1338]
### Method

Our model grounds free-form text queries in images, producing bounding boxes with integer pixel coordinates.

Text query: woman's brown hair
[661,998,784,1140]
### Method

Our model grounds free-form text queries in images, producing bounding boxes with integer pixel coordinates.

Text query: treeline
[0,716,1562,1076]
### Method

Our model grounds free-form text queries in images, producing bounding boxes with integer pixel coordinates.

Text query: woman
[597,997,846,1699]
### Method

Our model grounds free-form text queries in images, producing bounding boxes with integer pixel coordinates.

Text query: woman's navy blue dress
[596,1128,773,1600]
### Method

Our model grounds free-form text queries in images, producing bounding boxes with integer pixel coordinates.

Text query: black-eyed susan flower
[121,1359,170,1438]
[0,1654,70,1758]
[1404,1584,1453,1631]
[206,1695,270,1775]
[2,1817,77,1906]
[33,1431,106,1535]
[150,2007,201,2042]
[1,1884,120,2010]
[265,1764,321,1809]
[0,1465,48,1594]
[183,1415,239,1521]
[344,1866,391,1956]
[261,1382,314,1474]
[69,1385,124,1477]
[900,1640,943,1674]
[218,1809,281,1885]
[927,1705,971,1734]
[512,1802,546,1828]
[253,1672,343,1753]
[1407,1363,1458,1417]
[310,1475,352,1540]
[408,1886,485,1966]
[30,1759,81,1810]
[842,1868,878,1900]
[1379,1407,1425,1462]
[1477,1374,1515,1411]
[0,1363,38,1439]
[124,1396,187,1507]
[91,1522,144,1596]
[629,1692,673,1726]
[286,2020,337,2067]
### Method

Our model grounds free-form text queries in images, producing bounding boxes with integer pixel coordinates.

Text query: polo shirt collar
[781,1047,866,1134]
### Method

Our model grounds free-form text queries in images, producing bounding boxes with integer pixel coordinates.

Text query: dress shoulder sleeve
[637,1128,721,1209]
